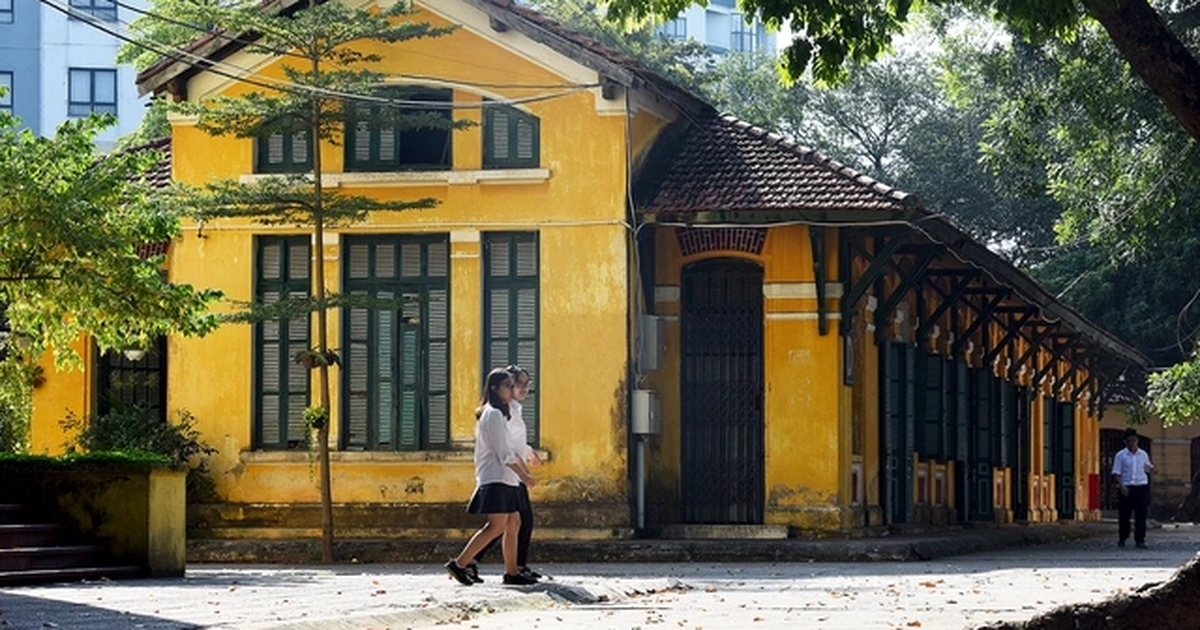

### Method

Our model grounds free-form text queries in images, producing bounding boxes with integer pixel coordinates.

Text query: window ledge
[240,448,550,464]
[239,168,551,188]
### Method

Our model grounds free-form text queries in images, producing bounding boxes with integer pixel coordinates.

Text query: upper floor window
[0,0,14,24]
[345,87,452,172]
[69,0,117,21]
[256,119,313,174]
[659,17,687,40]
[483,105,539,169]
[68,68,117,117]
[0,73,11,113]
[731,15,760,52]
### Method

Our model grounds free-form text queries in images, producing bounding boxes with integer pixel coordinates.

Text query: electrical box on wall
[631,389,661,435]
[637,315,665,371]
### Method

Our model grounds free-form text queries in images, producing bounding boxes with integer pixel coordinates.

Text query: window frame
[68,68,117,117]
[255,120,314,174]
[344,87,453,172]
[253,235,312,450]
[482,105,540,170]
[659,17,687,40]
[95,337,167,420]
[0,0,13,25]
[68,0,117,21]
[341,235,451,451]
[482,231,540,446]
[731,14,760,52]
[0,72,12,113]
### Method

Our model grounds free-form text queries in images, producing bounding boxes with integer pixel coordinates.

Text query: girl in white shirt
[445,368,537,586]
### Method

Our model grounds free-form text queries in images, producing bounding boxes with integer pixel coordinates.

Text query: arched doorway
[679,258,764,524]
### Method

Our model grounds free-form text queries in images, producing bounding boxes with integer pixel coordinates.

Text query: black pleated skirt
[466,482,521,514]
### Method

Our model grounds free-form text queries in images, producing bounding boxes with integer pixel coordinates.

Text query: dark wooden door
[680,259,764,524]
[881,342,915,524]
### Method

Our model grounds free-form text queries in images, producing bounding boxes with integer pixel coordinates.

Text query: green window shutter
[256,124,313,174]
[483,106,539,169]
[342,236,450,451]
[254,236,311,449]
[482,232,539,445]
[345,89,452,172]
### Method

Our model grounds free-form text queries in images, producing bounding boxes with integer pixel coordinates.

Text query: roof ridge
[715,113,915,206]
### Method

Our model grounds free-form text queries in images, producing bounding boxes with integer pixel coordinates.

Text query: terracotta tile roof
[636,115,916,216]
[119,137,173,259]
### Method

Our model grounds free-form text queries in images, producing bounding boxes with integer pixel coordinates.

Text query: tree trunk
[979,553,1200,629]
[1085,0,1200,143]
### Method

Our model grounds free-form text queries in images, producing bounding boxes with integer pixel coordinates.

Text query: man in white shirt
[1111,428,1156,549]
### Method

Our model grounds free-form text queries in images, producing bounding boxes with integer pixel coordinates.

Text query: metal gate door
[680,259,764,524]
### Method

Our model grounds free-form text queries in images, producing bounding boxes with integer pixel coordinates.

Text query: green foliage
[704,51,807,135]
[116,98,173,151]
[0,450,172,465]
[1147,359,1200,426]
[60,407,215,468]
[0,111,221,368]
[0,358,37,453]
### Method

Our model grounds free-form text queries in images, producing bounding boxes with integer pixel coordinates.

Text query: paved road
[2,524,1197,630]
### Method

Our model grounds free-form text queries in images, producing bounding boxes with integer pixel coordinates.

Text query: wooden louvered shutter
[484,106,539,169]
[483,232,539,445]
[255,236,310,449]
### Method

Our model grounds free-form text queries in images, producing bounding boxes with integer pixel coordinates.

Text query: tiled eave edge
[238,168,551,188]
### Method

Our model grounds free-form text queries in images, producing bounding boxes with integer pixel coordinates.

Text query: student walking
[445,368,537,586]
[468,365,542,582]
[1112,427,1156,549]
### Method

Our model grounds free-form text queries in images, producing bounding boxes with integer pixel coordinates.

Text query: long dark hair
[476,367,512,419]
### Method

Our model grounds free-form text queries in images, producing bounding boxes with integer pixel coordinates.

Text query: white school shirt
[475,405,520,487]
[508,400,534,463]
[1111,447,1153,486]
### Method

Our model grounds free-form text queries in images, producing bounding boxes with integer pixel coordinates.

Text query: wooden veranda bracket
[915,271,979,340]
[810,227,827,336]
[981,309,1036,366]
[950,290,1009,357]
[1031,335,1080,388]
[874,248,940,344]
[840,230,911,336]
[1008,322,1057,381]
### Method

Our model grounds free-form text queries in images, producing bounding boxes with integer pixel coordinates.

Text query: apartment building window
[345,88,452,172]
[68,68,117,117]
[0,0,14,24]
[0,73,11,113]
[482,232,539,445]
[253,236,312,450]
[731,15,759,52]
[69,0,117,21]
[343,236,450,451]
[483,105,539,169]
[659,17,687,40]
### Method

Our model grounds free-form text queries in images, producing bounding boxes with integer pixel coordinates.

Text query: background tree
[133,0,456,561]
[0,108,220,451]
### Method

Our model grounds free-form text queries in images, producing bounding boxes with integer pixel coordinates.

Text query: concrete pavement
[2,522,1197,630]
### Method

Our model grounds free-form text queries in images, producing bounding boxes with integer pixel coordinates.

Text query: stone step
[0,565,143,586]
[0,545,106,571]
[0,524,65,548]
[189,526,634,541]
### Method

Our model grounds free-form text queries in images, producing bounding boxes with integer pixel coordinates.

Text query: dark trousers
[1118,484,1149,544]
[474,482,533,567]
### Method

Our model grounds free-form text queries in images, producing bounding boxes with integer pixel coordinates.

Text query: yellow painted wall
[31,0,672,524]
[1102,404,1200,517]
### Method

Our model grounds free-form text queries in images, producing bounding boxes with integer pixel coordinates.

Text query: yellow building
[30,0,1148,541]
[1100,403,1200,520]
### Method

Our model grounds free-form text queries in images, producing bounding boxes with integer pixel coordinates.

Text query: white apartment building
[658,0,775,53]
[0,0,148,151]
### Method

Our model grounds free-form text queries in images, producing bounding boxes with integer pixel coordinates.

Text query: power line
[42,0,598,110]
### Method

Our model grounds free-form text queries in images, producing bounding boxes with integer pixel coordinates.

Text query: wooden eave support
[1054,347,1087,395]
[840,230,911,335]
[1008,323,1057,380]
[875,249,940,343]
[1071,370,1097,403]
[915,273,976,339]
[950,291,1008,356]
[1031,335,1080,387]
[981,310,1036,366]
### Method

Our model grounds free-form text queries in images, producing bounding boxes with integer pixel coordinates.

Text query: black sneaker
[502,572,538,586]
[1136,542,1148,549]
[465,563,483,583]
[1118,540,1126,548]
[518,566,542,580]
[444,560,474,586]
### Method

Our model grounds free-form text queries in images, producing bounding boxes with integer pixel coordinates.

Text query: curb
[189,524,1102,565]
